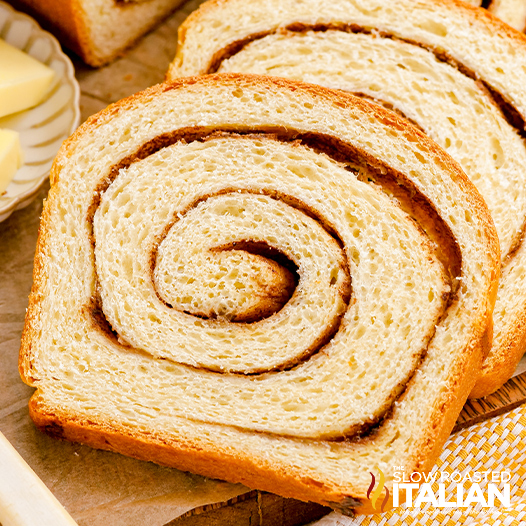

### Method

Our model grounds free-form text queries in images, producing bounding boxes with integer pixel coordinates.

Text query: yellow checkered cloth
[311,403,526,526]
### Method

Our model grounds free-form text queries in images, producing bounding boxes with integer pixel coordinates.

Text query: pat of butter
[0,39,54,118]
[0,129,23,194]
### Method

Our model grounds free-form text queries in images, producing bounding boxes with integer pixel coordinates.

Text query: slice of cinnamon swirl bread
[20,74,499,515]
[168,0,526,398]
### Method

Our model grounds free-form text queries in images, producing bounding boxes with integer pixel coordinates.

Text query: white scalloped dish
[0,1,80,222]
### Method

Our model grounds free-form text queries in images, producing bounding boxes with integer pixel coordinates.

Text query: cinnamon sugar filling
[206,24,526,138]
[83,128,460,439]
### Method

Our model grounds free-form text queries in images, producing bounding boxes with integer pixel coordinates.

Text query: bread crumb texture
[21,75,498,511]
[168,0,526,398]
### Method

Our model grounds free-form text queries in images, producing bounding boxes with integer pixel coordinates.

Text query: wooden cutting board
[2,0,526,524]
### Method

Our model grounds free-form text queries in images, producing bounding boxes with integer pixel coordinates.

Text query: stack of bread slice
[20,0,526,517]
[20,73,499,515]
[168,0,526,399]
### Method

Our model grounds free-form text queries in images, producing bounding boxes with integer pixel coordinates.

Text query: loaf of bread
[7,0,185,66]
[168,0,526,398]
[20,74,499,514]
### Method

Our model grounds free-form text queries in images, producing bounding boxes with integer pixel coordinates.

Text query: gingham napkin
[310,403,526,526]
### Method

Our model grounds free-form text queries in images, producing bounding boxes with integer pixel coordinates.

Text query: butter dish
[0,0,79,222]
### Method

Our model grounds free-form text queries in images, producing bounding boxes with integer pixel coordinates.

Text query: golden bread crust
[8,0,94,64]
[10,0,186,66]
